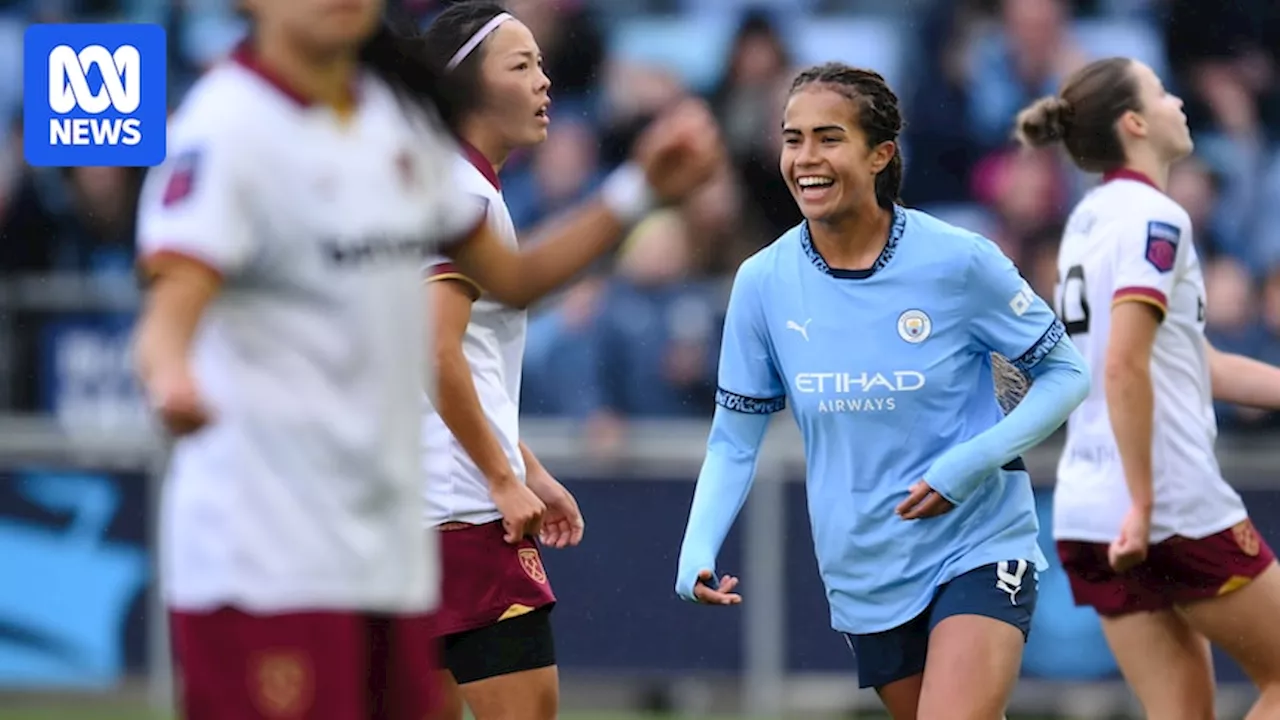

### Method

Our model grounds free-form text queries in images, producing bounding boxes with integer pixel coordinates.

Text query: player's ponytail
[359,18,464,132]
[789,63,904,209]
[1014,96,1073,148]
[1013,57,1140,174]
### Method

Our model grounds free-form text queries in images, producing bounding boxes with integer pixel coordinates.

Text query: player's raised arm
[133,135,252,436]
[444,99,722,308]
[914,240,1090,508]
[675,258,782,605]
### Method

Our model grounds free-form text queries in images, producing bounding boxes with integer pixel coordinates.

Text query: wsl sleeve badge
[1144,220,1180,274]
[161,149,201,207]
[23,23,167,167]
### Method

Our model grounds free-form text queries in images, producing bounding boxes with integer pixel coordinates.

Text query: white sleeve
[421,158,489,298]
[417,123,488,253]
[1106,207,1188,320]
[136,121,256,279]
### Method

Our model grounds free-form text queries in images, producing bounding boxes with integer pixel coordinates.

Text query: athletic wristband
[600,162,658,227]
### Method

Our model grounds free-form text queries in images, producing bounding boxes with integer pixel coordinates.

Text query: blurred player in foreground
[675,62,1090,720]
[415,3,722,719]
[1020,57,1280,719]
[131,0,718,716]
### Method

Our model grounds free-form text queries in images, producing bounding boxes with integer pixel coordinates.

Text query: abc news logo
[24,24,165,167]
[48,44,143,147]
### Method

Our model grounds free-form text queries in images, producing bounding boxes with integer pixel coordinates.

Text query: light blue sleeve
[675,406,771,601]
[674,261,783,601]
[965,236,1067,374]
[713,261,787,412]
[924,339,1090,503]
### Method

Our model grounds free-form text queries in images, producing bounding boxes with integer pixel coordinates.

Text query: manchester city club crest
[897,309,932,344]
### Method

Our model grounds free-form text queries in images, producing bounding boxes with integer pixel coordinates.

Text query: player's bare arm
[519,441,584,549]
[1205,340,1280,409]
[428,277,544,544]
[1104,300,1161,570]
[445,99,723,308]
[133,256,221,436]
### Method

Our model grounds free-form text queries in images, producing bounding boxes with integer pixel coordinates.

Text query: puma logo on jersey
[786,319,812,341]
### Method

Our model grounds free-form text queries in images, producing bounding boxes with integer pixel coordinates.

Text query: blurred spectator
[902,0,986,204]
[1163,0,1280,139]
[521,276,609,419]
[1252,153,1280,269]
[1168,156,1227,258]
[505,119,605,230]
[966,0,1088,152]
[681,167,752,276]
[1,165,139,278]
[1206,259,1258,344]
[708,11,800,244]
[1163,0,1280,267]
[597,62,686,166]
[732,72,801,243]
[709,10,791,160]
[971,145,1069,293]
[581,211,721,453]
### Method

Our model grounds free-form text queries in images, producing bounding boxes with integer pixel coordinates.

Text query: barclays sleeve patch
[1145,221,1180,273]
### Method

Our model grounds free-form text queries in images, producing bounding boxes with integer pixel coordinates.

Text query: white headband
[445,12,513,71]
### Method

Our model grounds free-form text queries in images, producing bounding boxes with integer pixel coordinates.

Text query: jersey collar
[801,205,906,280]
[1102,168,1160,191]
[456,137,501,191]
[229,41,362,109]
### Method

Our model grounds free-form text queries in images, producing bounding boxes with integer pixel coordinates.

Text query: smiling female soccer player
[675,62,1090,720]
[1021,56,1280,720]
[133,0,719,716]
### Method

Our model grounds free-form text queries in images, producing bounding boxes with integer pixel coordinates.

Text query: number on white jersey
[1055,265,1091,336]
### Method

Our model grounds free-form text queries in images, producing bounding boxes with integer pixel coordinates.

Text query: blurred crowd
[1,0,1279,441]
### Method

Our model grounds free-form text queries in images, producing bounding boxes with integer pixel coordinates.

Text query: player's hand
[691,569,741,606]
[1108,506,1151,573]
[528,471,584,549]
[632,98,724,204]
[896,480,955,520]
[147,367,212,437]
[491,481,545,545]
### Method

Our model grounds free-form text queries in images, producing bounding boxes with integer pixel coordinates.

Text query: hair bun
[1014,96,1074,148]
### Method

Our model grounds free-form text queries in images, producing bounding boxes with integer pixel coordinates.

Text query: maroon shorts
[434,520,557,637]
[1057,519,1277,617]
[169,607,439,720]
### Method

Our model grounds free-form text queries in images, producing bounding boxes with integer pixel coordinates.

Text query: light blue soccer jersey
[717,207,1057,634]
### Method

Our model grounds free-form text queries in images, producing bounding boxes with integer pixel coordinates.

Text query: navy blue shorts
[842,560,1038,689]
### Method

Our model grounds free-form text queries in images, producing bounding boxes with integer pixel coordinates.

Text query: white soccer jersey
[137,46,485,613]
[1052,170,1246,543]
[420,144,527,526]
